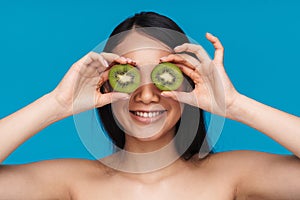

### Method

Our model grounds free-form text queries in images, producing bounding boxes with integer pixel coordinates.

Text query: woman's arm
[0,52,131,199]
[228,94,300,157]
[0,92,66,163]
[160,33,300,158]
[0,52,130,163]
[161,33,300,199]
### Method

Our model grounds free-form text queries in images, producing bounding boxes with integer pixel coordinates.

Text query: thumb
[161,91,197,107]
[95,92,130,107]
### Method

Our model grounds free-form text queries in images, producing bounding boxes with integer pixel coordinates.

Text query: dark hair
[97,12,212,160]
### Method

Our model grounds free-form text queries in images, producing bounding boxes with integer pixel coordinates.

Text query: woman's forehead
[113,31,172,56]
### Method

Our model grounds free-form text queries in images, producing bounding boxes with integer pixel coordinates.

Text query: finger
[206,33,224,64]
[161,91,197,106]
[95,54,110,74]
[95,92,130,107]
[96,70,109,91]
[160,54,196,70]
[98,55,109,68]
[174,43,210,63]
[125,57,137,66]
[113,56,128,65]
[100,52,128,65]
[100,52,119,63]
[159,54,202,83]
[82,52,107,67]
[179,65,202,84]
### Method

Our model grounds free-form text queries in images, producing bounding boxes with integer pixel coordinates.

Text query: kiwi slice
[151,62,183,91]
[108,64,140,93]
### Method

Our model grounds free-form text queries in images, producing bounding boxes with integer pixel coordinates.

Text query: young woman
[0,12,300,200]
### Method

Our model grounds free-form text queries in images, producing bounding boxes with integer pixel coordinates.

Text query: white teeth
[133,111,163,118]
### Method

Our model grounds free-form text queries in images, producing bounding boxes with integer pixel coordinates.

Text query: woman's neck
[123,127,176,153]
[101,128,185,173]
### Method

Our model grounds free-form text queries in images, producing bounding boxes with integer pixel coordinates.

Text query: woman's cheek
[111,101,129,127]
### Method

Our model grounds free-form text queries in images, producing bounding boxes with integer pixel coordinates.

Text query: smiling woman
[98,20,209,161]
[1,11,300,200]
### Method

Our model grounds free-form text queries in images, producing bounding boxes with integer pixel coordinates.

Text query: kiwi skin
[108,64,140,93]
[151,62,183,91]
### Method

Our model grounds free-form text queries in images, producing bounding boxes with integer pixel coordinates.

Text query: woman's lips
[129,110,167,124]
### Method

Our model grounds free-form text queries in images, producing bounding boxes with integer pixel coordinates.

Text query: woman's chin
[133,132,165,142]
[125,127,165,140]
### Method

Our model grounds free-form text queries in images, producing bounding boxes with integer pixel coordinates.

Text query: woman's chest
[70,173,236,200]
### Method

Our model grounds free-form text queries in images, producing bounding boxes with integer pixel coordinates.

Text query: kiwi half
[151,62,183,91]
[108,64,140,93]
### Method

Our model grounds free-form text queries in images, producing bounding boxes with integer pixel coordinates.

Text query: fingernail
[174,46,180,51]
[104,60,109,67]
[161,92,168,97]
[120,57,127,62]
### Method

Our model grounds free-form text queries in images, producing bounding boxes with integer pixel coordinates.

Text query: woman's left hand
[160,33,239,117]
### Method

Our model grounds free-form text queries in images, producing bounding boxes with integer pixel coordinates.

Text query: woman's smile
[129,109,167,124]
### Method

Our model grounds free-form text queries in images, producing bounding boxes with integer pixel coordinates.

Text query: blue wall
[1,0,299,164]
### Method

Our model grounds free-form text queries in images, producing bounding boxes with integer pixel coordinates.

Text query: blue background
[1,0,299,164]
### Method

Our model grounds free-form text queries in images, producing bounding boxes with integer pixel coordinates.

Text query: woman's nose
[133,83,160,104]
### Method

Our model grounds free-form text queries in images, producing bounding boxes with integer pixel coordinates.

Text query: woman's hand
[50,52,130,117]
[160,33,239,117]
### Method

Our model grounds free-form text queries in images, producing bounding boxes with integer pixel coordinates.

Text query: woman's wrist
[42,92,72,123]
[226,93,250,122]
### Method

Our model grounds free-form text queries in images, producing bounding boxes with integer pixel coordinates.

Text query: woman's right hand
[50,52,130,117]
[160,33,239,117]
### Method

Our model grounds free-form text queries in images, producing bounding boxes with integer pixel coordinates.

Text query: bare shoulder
[210,150,295,163]
[1,158,107,183]
[20,158,107,178]
[202,151,300,199]
[201,150,296,170]
[0,158,107,199]
[191,150,297,183]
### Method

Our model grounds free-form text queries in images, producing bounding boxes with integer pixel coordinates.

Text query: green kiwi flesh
[108,64,140,93]
[151,62,183,91]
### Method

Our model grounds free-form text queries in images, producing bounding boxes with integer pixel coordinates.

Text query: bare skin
[1,31,300,200]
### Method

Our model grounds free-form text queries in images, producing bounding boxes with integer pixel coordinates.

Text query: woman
[0,12,300,199]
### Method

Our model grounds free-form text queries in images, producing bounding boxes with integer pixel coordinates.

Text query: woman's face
[110,31,184,141]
